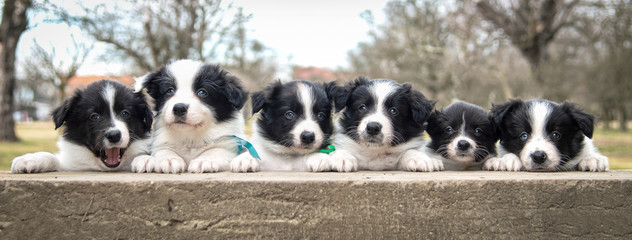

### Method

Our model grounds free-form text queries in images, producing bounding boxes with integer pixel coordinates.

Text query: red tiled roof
[293,66,338,82]
[66,75,135,94]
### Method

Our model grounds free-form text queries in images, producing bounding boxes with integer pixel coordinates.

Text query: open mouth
[100,148,127,168]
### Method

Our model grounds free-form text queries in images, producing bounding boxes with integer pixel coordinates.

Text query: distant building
[292,66,339,82]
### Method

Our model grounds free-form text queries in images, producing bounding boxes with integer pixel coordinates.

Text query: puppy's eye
[551,131,561,140]
[445,127,454,134]
[120,110,130,119]
[196,89,208,98]
[90,113,101,121]
[389,107,399,116]
[520,132,529,141]
[165,88,175,96]
[474,128,483,136]
[317,112,326,121]
[358,104,367,113]
[285,111,295,120]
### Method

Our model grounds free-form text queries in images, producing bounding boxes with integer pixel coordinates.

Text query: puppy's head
[332,77,434,148]
[492,99,594,171]
[135,60,246,130]
[426,101,498,163]
[252,80,334,154]
[53,80,153,168]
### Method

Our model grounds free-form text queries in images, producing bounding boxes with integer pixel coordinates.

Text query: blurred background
[0,0,630,170]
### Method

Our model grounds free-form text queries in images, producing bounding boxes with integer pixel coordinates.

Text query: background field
[1,121,630,171]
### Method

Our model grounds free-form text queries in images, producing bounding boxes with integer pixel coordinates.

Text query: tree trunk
[602,108,611,130]
[619,106,628,132]
[0,0,31,142]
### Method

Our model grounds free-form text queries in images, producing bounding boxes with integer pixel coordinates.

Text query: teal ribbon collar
[227,135,261,160]
[223,136,334,159]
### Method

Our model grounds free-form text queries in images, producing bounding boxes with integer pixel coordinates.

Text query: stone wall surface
[1,171,631,239]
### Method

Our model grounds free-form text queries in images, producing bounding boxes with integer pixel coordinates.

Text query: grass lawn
[0,121,630,171]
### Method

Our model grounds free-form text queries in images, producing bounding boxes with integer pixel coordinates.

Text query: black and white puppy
[11,80,153,173]
[484,99,609,171]
[251,80,334,171]
[133,59,258,173]
[328,77,440,171]
[425,101,499,170]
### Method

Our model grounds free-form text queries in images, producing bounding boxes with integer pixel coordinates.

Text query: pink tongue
[105,148,121,165]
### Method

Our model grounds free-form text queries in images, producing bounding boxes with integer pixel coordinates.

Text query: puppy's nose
[531,151,548,164]
[173,103,189,117]
[457,140,471,151]
[300,131,315,145]
[105,130,121,143]
[366,122,382,136]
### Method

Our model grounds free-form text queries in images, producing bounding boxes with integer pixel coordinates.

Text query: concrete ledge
[1,171,631,239]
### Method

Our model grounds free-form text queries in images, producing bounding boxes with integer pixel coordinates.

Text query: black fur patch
[426,101,498,162]
[491,99,594,165]
[53,80,152,158]
[333,77,434,146]
[253,80,333,149]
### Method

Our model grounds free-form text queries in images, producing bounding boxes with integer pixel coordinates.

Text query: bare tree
[348,0,451,101]
[580,0,632,131]
[475,0,581,85]
[22,37,91,104]
[54,0,250,72]
[0,0,31,142]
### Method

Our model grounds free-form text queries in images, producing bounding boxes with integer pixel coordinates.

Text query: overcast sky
[17,0,388,78]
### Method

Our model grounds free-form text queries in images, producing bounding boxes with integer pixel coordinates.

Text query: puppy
[11,80,153,173]
[250,80,334,171]
[328,77,440,171]
[425,101,499,170]
[484,99,609,172]
[133,59,258,173]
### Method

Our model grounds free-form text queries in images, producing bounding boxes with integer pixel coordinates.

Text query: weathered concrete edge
[1,171,631,239]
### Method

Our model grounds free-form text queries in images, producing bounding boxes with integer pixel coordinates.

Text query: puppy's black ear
[324,81,347,112]
[404,83,435,126]
[52,89,83,130]
[251,91,266,114]
[561,101,595,138]
[221,75,248,110]
[488,113,501,141]
[328,77,371,113]
[425,109,443,134]
[134,92,154,133]
[134,68,164,100]
[490,99,523,128]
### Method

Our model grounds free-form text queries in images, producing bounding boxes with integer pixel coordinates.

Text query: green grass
[592,129,632,169]
[1,122,631,171]
[0,122,59,170]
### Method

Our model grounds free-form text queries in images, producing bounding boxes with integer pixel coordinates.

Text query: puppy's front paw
[330,151,357,172]
[11,152,59,173]
[230,153,260,173]
[577,154,609,172]
[188,157,228,173]
[131,155,154,173]
[155,156,187,174]
[399,150,443,172]
[483,154,523,171]
[306,153,331,172]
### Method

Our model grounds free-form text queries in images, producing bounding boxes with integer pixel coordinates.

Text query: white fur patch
[356,81,397,146]
[101,83,131,149]
[521,102,560,170]
[288,83,324,152]
[147,60,249,173]
[446,136,477,163]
